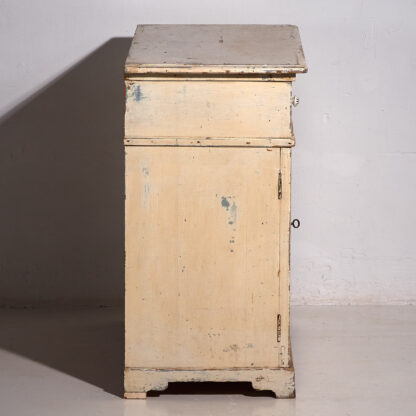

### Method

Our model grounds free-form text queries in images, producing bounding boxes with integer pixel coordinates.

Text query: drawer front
[125,80,292,139]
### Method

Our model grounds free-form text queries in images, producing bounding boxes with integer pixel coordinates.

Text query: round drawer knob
[291,95,300,107]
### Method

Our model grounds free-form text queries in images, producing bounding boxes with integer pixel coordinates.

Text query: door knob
[291,219,300,228]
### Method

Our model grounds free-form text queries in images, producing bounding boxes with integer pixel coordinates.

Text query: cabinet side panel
[279,148,292,367]
[125,146,281,369]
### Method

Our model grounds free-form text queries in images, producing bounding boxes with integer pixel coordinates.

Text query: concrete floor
[0,306,415,415]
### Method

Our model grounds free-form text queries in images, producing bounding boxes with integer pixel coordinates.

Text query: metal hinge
[278,171,282,199]
[277,314,281,342]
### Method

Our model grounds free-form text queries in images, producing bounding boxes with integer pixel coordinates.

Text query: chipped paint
[223,344,240,352]
[220,196,237,225]
[125,367,295,398]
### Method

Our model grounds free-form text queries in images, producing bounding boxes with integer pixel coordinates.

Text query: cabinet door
[125,146,281,369]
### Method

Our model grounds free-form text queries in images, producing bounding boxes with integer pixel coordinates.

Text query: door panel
[125,146,281,368]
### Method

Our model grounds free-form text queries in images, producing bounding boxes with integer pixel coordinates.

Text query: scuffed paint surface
[220,196,237,225]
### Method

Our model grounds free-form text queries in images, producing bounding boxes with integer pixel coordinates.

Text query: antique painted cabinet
[124,25,307,399]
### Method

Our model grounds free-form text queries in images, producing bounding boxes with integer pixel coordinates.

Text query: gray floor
[0,306,415,415]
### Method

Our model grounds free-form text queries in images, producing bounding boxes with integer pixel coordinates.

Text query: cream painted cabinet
[124,24,307,399]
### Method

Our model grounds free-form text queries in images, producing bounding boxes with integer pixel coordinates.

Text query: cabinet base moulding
[124,366,295,399]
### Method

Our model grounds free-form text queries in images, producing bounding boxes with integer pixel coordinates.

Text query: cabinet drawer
[125,80,292,139]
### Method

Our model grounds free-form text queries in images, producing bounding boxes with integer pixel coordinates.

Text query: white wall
[1,0,415,305]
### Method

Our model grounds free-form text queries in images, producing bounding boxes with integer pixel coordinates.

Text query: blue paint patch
[133,84,146,102]
[221,196,230,210]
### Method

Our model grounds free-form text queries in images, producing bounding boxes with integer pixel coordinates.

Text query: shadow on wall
[0,38,131,307]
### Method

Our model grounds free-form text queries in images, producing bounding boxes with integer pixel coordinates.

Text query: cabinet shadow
[0,38,130,307]
[0,307,124,396]
[0,38,131,397]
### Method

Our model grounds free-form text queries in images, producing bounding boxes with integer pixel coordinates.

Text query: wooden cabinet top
[125,24,307,76]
